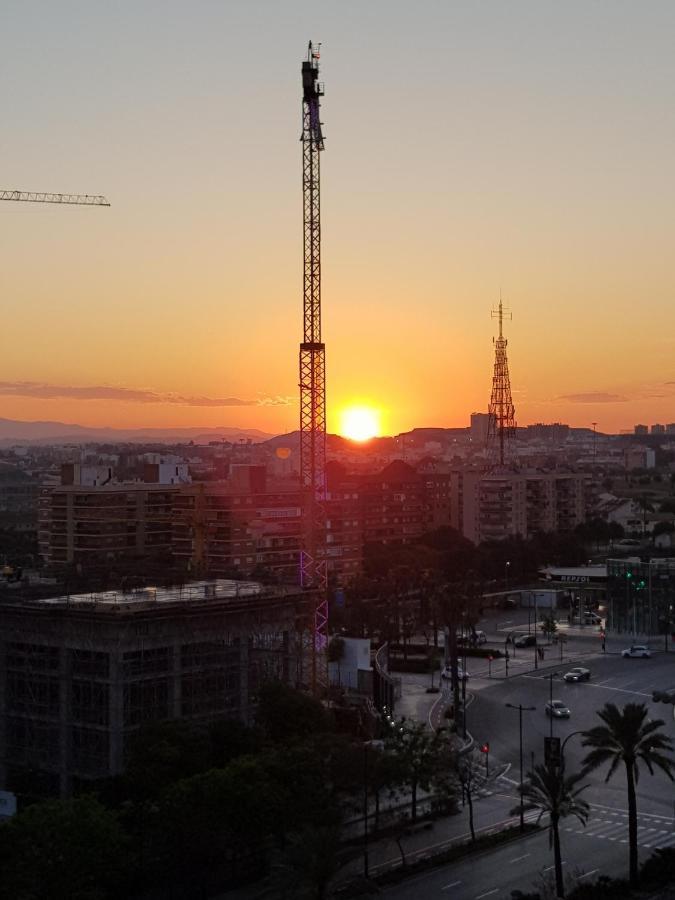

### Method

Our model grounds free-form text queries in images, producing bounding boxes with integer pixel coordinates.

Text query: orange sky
[2,3,675,437]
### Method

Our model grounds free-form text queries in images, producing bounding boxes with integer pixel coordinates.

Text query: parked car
[652,689,675,703]
[583,612,602,625]
[441,665,468,681]
[563,667,591,682]
[545,700,571,718]
[622,645,651,658]
[456,630,487,646]
[514,634,536,648]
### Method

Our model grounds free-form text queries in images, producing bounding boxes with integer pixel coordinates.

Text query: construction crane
[0,190,109,206]
[299,41,327,693]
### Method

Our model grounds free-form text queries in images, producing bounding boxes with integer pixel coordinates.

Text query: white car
[622,645,651,658]
[545,700,571,718]
[441,665,469,681]
[563,667,591,682]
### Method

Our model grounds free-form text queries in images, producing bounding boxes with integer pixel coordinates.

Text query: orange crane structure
[298,43,328,693]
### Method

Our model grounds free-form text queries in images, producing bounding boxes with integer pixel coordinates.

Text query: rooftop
[1,578,299,613]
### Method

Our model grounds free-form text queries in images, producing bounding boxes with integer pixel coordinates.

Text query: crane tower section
[299,42,328,680]
[487,297,516,466]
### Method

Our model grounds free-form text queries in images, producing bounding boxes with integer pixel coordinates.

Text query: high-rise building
[470,413,491,443]
[634,424,648,435]
[651,424,665,435]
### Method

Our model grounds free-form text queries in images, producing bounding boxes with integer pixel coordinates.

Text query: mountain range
[0,418,274,445]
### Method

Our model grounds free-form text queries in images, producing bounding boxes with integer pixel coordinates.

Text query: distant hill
[0,418,274,445]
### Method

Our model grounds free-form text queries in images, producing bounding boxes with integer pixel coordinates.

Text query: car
[563,667,591,682]
[514,634,536,648]
[441,665,469,681]
[545,700,571,718]
[583,612,602,625]
[652,689,675,703]
[622,645,651,658]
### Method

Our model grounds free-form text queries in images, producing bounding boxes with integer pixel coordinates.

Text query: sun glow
[339,405,381,442]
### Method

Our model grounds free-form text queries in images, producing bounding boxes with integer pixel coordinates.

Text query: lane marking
[579,869,599,879]
[509,854,530,863]
[475,890,499,899]
[442,881,462,890]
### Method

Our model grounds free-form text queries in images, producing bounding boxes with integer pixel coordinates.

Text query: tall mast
[299,41,327,692]
[487,295,516,466]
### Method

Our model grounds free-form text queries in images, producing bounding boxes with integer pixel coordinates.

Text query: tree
[270,824,354,900]
[256,681,334,744]
[427,648,442,690]
[581,702,675,886]
[456,749,489,843]
[327,636,346,686]
[511,764,589,898]
[385,718,450,821]
[0,794,127,899]
[540,614,558,643]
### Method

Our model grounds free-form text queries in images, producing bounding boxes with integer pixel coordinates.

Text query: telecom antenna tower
[487,296,516,466]
[299,41,327,692]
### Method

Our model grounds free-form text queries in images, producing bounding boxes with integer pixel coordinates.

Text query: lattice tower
[299,42,328,693]
[487,297,516,466]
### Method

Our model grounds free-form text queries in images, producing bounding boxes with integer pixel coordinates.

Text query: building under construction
[0,579,304,796]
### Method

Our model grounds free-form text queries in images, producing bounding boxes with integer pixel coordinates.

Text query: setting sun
[339,405,381,442]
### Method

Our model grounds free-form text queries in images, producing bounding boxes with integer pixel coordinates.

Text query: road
[380,621,675,898]
[382,803,675,899]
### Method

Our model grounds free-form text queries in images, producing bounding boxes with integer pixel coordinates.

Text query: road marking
[475,890,499,899]
[543,862,566,872]
[584,682,651,698]
[596,678,613,685]
[509,854,530,863]
[578,869,599,879]
[442,881,462,890]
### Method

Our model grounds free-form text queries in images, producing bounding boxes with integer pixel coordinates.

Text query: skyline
[3,2,675,435]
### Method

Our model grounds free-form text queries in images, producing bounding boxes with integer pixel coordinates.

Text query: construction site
[0,579,303,796]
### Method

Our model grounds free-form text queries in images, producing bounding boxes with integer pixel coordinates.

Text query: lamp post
[505,561,511,592]
[544,672,560,740]
[506,702,536,831]
[560,730,586,775]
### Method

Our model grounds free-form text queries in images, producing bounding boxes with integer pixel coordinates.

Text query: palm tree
[511,764,589,898]
[581,702,675,886]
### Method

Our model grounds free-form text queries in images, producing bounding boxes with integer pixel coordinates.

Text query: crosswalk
[563,808,675,850]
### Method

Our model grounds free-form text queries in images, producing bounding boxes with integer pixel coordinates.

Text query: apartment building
[451,468,587,544]
[39,463,188,570]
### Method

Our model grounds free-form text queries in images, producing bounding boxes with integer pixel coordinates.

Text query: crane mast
[299,42,327,692]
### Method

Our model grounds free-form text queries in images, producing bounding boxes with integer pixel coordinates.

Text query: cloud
[0,381,294,407]
[556,392,628,404]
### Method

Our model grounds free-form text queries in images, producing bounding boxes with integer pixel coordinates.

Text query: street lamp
[505,702,536,832]
[543,672,560,740]
[560,730,586,774]
[505,561,511,592]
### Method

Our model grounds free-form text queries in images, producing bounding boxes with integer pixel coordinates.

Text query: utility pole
[298,42,328,693]
[506,703,536,831]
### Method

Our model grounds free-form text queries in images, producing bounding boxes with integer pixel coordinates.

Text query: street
[378,613,675,898]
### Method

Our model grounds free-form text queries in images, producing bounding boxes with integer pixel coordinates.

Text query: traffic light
[480,742,490,754]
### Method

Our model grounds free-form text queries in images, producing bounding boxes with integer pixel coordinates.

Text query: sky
[2,1,675,436]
